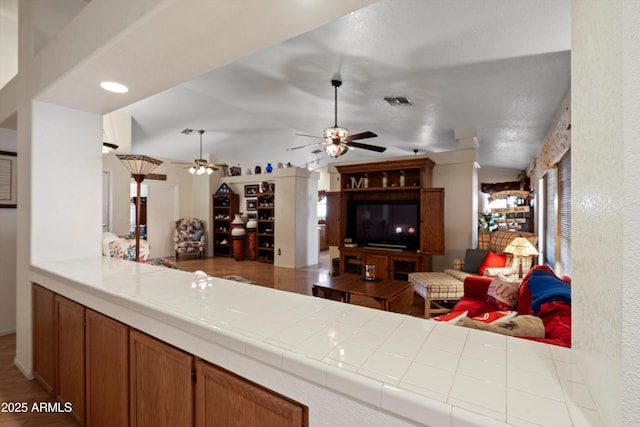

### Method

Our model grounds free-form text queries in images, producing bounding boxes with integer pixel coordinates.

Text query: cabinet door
[325,192,341,247]
[364,254,389,279]
[420,188,445,254]
[195,359,307,427]
[55,295,85,425]
[130,330,193,427]
[32,284,56,395]
[86,309,129,427]
[390,256,422,281]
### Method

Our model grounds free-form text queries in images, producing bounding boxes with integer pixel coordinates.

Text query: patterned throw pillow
[485,274,521,310]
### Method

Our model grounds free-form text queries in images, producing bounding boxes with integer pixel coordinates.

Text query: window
[540,149,571,276]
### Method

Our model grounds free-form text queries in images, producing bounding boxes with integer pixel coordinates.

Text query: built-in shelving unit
[212,193,239,257]
[328,158,445,278]
[256,191,275,263]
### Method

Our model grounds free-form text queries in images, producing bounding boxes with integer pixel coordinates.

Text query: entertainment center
[328,158,444,280]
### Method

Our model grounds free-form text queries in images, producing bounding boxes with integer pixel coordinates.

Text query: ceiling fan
[177,129,220,175]
[288,74,387,157]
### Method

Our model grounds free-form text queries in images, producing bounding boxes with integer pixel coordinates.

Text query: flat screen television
[347,200,420,249]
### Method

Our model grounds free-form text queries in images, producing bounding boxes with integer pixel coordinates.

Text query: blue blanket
[527,269,571,315]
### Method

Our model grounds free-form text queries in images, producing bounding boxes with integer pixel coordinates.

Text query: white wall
[572,1,640,425]
[0,0,18,90]
[31,102,103,262]
[430,150,477,271]
[0,128,17,335]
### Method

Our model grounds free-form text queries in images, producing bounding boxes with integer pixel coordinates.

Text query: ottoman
[409,272,465,318]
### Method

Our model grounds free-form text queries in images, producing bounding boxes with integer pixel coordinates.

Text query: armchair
[174,218,206,260]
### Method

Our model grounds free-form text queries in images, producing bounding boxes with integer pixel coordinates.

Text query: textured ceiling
[10,0,571,172]
[122,0,570,171]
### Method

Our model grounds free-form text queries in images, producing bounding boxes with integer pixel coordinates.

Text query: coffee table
[312,273,414,314]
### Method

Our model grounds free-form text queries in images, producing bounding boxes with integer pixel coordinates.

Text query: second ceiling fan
[289,75,387,157]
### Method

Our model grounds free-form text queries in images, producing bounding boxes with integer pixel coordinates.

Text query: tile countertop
[30,257,602,427]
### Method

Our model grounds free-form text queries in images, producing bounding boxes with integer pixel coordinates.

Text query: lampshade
[324,126,348,143]
[503,237,539,257]
[325,142,349,157]
[116,154,163,176]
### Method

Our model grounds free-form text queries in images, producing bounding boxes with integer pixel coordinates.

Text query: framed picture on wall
[0,151,17,208]
[244,184,259,197]
[246,199,257,211]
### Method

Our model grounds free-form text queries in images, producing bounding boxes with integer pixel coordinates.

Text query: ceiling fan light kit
[292,75,387,158]
[185,129,218,176]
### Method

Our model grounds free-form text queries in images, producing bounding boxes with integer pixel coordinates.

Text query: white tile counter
[31,257,602,427]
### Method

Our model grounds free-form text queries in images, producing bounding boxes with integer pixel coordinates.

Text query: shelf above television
[341,185,421,192]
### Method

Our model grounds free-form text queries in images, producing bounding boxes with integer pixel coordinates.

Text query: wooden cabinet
[333,158,444,273]
[129,330,194,427]
[256,191,275,263]
[55,295,85,425]
[213,194,239,257]
[33,286,308,427]
[85,309,129,427]
[420,188,445,255]
[33,284,56,396]
[195,359,307,427]
[340,247,426,280]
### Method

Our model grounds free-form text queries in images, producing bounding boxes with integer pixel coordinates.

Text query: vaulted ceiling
[2,1,571,172]
[120,0,570,171]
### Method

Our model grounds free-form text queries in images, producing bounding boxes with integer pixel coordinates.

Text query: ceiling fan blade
[346,131,378,142]
[287,142,322,151]
[295,132,324,139]
[346,141,387,153]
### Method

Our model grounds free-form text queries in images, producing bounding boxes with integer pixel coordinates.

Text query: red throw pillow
[477,251,507,276]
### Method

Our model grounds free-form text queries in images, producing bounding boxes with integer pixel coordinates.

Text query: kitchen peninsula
[30,257,600,426]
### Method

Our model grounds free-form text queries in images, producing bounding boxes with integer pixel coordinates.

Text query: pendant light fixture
[183,129,218,175]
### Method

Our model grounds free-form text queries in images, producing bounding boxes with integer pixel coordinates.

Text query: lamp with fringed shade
[503,236,539,278]
[116,154,163,261]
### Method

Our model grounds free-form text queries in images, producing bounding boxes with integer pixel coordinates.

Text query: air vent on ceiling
[384,96,413,106]
[311,149,322,154]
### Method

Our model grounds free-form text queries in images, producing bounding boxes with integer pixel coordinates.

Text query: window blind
[558,150,571,276]
[544,168,557,268]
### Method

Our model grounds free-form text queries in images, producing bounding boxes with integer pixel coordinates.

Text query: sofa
[445,265,572,347]
[409,229,538,317]
[102,231,150,261]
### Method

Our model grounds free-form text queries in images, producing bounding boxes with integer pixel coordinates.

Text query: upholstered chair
[174,218,206,260]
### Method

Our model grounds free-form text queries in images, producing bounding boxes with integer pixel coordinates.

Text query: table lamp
[503,237,539,278]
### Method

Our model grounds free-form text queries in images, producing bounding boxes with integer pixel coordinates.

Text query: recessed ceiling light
[100,81,128,93]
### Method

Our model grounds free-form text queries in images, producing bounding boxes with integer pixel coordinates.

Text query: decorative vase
[266,163,273,173]
[246,219,257,261]
[231,227,246,237]
[255,165,262,174]
[231,213,245,226]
